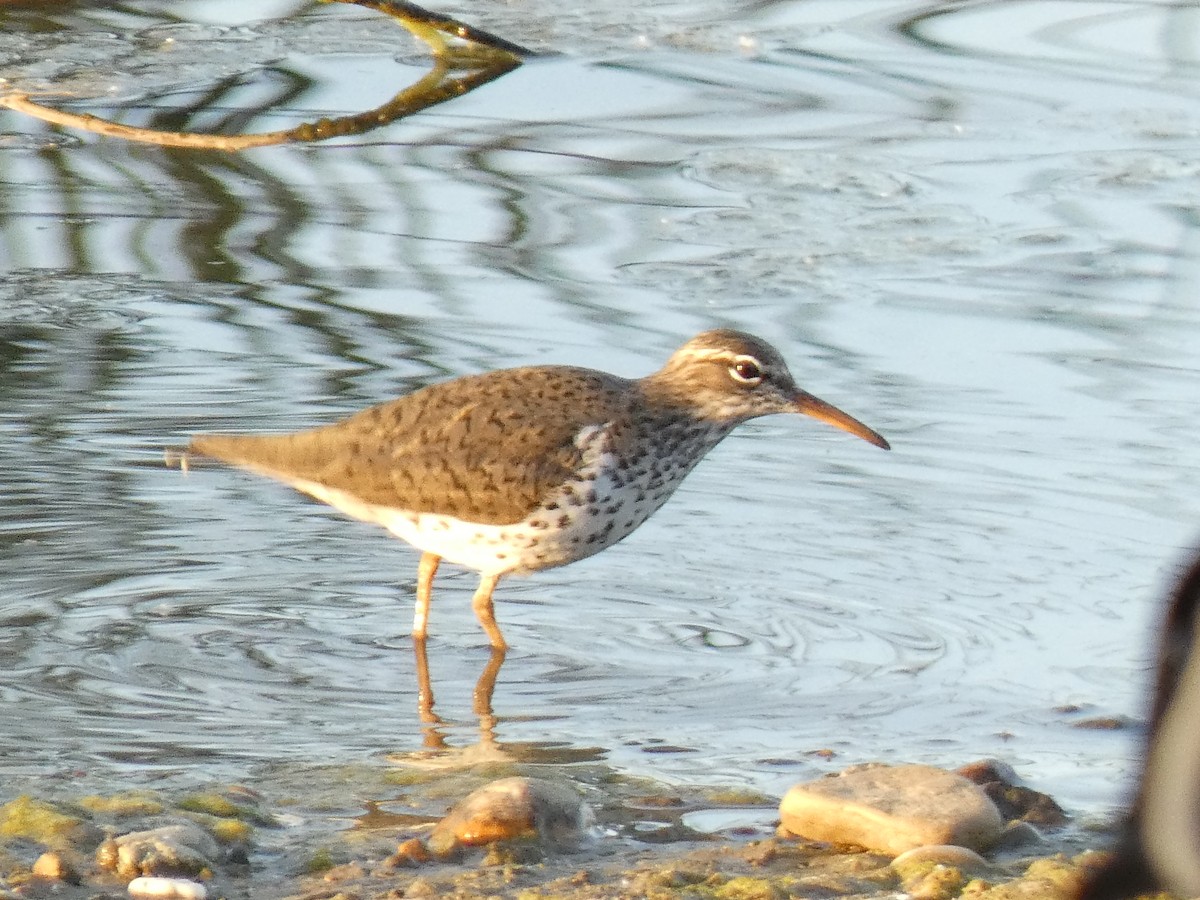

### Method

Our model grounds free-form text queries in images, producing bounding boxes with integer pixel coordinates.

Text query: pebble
[127,876,208,899]
[778,763,1003,855]
[427,776,592,857]
[891,844,995,900]
[958,758,1068,826]
[892,843,993,873]
[98,823,220,878]
[31,850,80,883]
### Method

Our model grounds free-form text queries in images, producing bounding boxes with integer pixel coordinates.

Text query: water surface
[2,0,1200,819]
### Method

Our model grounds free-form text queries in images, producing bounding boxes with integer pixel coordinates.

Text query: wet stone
[127,876,209,899]
[385,837,431,868]
[0,796,104,851]
[893,843,996,898]
[957,759,1068,827]
[98,823,220,878]
[427,776,592,857]
[779,763,1004,855]
[31,850,81,883]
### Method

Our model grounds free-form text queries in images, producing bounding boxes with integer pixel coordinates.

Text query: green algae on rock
[0,796,103,851]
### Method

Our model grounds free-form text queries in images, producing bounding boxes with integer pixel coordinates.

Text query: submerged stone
[893,844,996,899]
[98,823,220,878]
[79,792,166,819]
[779,763,1003,855]
[0,796,103,850]
[31,849,81,883]
[427,776,592,857]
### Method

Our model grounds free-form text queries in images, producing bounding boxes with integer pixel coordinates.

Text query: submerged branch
[0,0,530,150]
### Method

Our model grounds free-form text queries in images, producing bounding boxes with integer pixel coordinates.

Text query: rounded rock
[427,776,592,857]
[127,876,208,900]
[99,823,220,878]
[779,763,1004,855]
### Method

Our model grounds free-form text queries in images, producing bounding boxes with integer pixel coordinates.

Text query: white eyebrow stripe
[675,347,748,364]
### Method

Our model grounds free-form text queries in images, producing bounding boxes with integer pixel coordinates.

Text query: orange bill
[794,391,890,450]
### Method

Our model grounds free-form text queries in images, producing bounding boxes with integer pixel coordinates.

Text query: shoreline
[0,755,1128,900]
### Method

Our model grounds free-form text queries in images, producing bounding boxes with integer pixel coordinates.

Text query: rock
[779,763,1003,855]
[892,845,994,900]
[427,777,592,857]
[983,784,1068,827]
[127,876,209,899]
[98,823,220,878]
[31,850,81,883]
[957,759,1020,787]
[957,759,1068,827]
[0,795,104,850]
[385,837,431,868]
[893,844,992,873]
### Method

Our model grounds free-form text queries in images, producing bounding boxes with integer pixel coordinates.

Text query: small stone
[904,863,964,900]
[127,876,208,899]
[894,845,992,871]
[99,823,220,878]
[427,777,591,857]
[984,784,1068,827]
[385,838,430,868]
[957,759,1067,827]
[957,760,1020,787]
[779,763,1003,855]
[892,846,993,900]
[404,876,436,897]
[1071,716,1137,731]
[31,850,80,883]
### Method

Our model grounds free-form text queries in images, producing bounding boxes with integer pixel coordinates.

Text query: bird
[1078,549,1200,900]
[183,329,890,650]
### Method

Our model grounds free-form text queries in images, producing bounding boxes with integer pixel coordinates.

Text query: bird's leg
[471,573,507,650]
[413,552,440,641]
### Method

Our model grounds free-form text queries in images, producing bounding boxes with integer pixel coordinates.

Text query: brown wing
[189,366,634,526]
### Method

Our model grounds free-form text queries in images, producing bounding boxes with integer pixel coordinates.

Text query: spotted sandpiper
[185,329,889,650]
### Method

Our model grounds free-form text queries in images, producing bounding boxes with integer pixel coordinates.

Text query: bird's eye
[729,357,764,385]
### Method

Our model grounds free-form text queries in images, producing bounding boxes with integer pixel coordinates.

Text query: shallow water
[2,0,1200,820]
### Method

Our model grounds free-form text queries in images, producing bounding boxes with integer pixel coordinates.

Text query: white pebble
[128,877,208,900]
